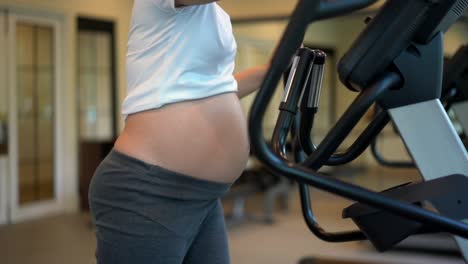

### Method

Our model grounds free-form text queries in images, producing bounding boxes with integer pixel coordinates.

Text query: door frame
[7,11,66,223]
[0,10,8,226]
[0,157,8,225]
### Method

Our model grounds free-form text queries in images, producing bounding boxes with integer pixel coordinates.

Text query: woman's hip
[88,149,232,238]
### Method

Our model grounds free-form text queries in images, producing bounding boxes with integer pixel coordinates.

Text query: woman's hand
[234,64,269,99]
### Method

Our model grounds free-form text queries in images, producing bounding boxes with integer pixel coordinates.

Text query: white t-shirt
[122,0,238,117]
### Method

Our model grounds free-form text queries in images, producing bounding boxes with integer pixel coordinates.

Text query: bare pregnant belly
[114,93,250,183]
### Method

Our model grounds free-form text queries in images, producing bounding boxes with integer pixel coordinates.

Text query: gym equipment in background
[223,164,291,226]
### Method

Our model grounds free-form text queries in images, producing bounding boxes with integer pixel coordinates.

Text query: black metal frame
[370,137,414,168]
[370,43,468,169]
[248,0,468,243]
[369,106,414,169]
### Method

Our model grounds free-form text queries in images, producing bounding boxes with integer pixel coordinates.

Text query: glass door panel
[16,22,55,205]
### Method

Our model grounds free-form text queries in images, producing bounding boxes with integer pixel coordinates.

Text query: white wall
[0,0,133,127]
[0,0,133,213]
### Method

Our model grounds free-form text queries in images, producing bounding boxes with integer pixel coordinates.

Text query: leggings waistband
[102,149,232,200]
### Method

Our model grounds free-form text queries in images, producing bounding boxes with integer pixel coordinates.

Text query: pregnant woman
[88,0,268,263]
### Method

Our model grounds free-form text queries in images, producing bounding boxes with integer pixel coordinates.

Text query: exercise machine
[372,43,468,256]
[248,0,468,262]
[371,44,468,168]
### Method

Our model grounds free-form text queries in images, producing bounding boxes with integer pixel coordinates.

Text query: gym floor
[0,166,464,264]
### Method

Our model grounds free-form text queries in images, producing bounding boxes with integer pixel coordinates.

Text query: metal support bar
[389,99,468,261]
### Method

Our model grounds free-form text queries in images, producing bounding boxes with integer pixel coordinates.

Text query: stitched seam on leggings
[186,201,220,247]
[90,197,186,239]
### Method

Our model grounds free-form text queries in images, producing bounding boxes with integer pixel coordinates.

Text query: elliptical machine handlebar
[248,0,468,243]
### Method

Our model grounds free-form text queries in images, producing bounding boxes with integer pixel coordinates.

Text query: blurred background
[0,0,467,263]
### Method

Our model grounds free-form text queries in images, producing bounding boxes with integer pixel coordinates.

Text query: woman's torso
[115,93,250,183]
[116,1,250,182]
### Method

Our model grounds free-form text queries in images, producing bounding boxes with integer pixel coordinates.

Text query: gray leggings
[88,149,232,264]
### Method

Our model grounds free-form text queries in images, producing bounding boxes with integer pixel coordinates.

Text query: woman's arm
[235,64,269,99]
[173,0,268,98]
[235,47,300,98]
